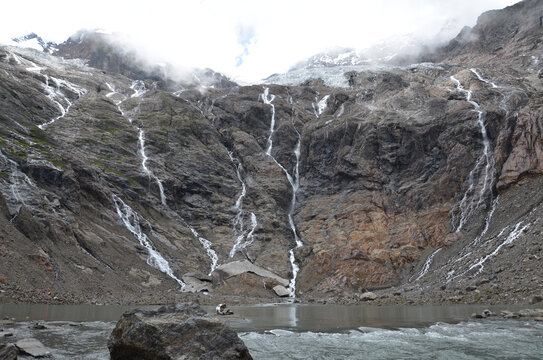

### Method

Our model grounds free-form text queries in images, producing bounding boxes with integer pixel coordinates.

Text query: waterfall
[471,68,498,88]
[189,228,219,275]
[450,75,495,232]
[130,82,218,273]
[446,198,530,283]
[410,248,442,282]
[228,152,258,258]
[312,94,330,118]
[130,80,147,98]
[9,54,88,130]
[106,81,218,274]
[262,87,276,155]
[451,196,500,267]
[112,194,185,289]
[38,75,87,129]
[106,82,166,205]
[471,195,499,246]
[467,221,530,275]
[138,128,167,205]
[0,150,36,221]
[261,88,303,297]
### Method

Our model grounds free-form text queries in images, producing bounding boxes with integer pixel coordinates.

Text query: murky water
[1,303,542,359]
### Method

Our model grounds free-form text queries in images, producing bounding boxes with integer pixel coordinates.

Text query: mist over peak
[53,29,238,90]
[0,0,520,84]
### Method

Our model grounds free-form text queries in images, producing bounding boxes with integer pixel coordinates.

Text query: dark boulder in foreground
[0,344,18,360]
[108,303,252,360]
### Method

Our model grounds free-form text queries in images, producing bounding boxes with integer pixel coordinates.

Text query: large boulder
[15,338,51,357]
[213,260,290,287]
[108,303,252,360]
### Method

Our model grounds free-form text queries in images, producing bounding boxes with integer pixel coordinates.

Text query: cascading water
[261,87,276,155]
[232,156,246,229]
[450,75,496,232]
[106,82,218,274]
[130,80,147,98]
[112,194,185,289]
[465,221,529,277]
[471,68,498,88]
[261,88,303,297]
[138,128,167,205]
[450,196,500,270]
[415,72,500,283]
[471,195,499,246]
[312,94,330,118]
[106,82,166,205]
[446,198,530,283]
[228,152,258,258]
[105,83,126,109]
[189,228,218,275]
[0,150,36,221]
[410,248,442,282]
[9,54,88,130]
[38,75,87,129]
[286,131,303,298]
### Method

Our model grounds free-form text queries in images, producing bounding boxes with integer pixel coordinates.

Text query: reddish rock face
[298,246,398,296]
[296,187,452,294]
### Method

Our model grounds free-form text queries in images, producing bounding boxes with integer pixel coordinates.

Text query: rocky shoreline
[1,282,542,307]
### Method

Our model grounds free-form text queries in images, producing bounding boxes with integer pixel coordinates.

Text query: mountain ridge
[0,0,542,305]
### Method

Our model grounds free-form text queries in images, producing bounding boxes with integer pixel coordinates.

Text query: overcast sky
[0,0,519,83]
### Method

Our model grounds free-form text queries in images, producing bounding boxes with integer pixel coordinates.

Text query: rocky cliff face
[1,0,542,304]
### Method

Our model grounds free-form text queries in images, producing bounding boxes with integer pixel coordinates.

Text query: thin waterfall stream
[450,74,495,232]
[228,152,258,258]
[106,81,218,277]
[261,87,303,297]
[112,195,185,289]
[416,72,498,282]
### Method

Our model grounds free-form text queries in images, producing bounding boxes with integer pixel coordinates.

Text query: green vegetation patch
[92,160,139,187]
[29,126,55,147]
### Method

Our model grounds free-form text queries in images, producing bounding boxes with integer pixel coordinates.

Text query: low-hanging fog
[0,0,520,83]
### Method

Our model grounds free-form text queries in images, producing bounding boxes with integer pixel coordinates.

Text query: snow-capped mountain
[6,30,237,90]
[267,19,464,86]
[10,32,58,54]
[290,34,428,71]
[265,34,431,86]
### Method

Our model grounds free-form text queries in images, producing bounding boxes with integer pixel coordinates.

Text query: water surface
[1,303,542,359]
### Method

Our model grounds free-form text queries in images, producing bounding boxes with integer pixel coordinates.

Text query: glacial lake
[1,303,542,359]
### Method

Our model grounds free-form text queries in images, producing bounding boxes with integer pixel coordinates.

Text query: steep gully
[15,53,87,131]
[0,52,85,221]
[412,69,517,284]
[105,81,218,286]
[0,149,36,222]
[261,87,311,297]
[201,89,261,261]
[228,151,258,258]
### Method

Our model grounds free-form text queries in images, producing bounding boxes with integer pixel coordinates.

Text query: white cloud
[0,0,520,83]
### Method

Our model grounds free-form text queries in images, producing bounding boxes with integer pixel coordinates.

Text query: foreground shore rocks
[471,308,543,320]
[108,303,252,360]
